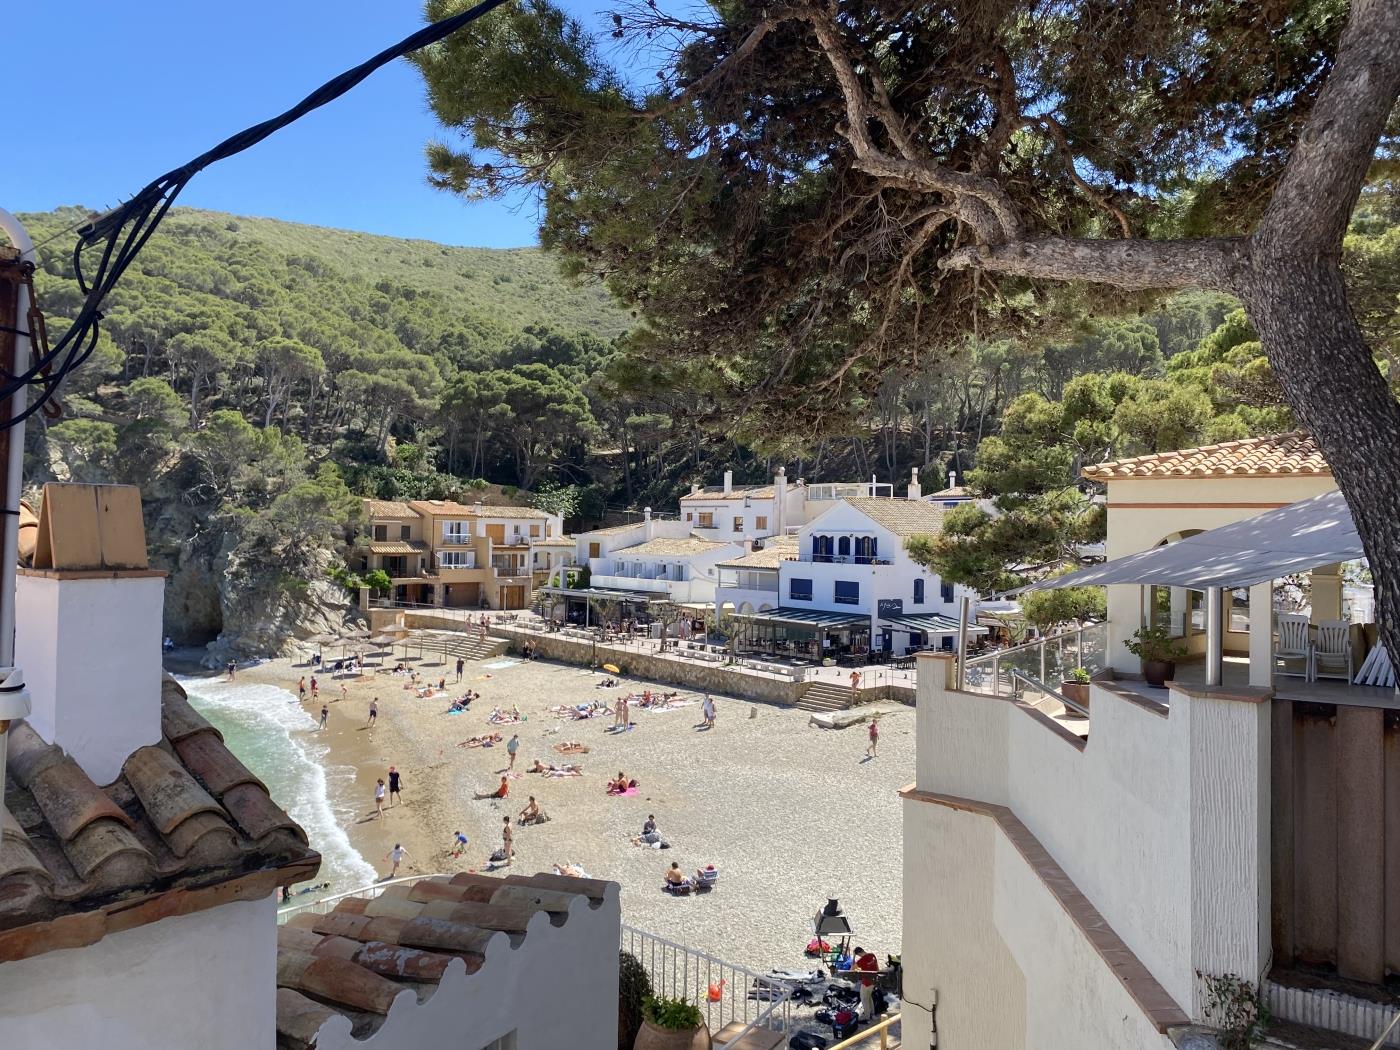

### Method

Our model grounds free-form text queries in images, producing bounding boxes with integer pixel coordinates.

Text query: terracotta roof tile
[0,677,319,963]
[717,536,799,569]
[366,539,429,555]
[840,497,948,537]
[365,500,415,519]
[1081,431,1329,480]
[276,871,620,1045]
[617,536,735,557]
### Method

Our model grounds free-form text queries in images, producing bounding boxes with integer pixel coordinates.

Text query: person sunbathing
[664,862,688,888]
[458,733,503,748]
[518,796,548,825]
[529,758,582,775]
[474,775,509,800]
[553,862,585,878]
[607,771,636,795]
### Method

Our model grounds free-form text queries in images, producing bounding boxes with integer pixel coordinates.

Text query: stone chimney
[15,484,165,785]
[690,482,701,495]
[723,470,733,496]
[908,467,922,501]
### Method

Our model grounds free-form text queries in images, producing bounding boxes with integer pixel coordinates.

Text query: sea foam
[177,675,377,891]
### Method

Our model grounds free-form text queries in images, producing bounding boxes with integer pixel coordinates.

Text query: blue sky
[7,0,621,248]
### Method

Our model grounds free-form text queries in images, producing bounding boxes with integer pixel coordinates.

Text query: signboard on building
[877,598,904,617]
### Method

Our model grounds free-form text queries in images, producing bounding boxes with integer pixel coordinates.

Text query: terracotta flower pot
[634,1019,712,1050]
[1142,660,1176,688]
[1061,681,1091,709]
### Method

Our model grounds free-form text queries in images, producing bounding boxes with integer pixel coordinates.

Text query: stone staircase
[795,681,856,713]
[411,631,510,664]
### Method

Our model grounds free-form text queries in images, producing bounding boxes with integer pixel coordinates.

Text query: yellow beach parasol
[602,663,622,675]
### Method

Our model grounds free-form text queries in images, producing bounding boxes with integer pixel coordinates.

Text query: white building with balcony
[714,535,800,615]
[589,536,744,605]
[729,498,981,658]
[681,468,906,541]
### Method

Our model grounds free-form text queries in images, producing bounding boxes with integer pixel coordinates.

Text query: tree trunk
[1238,259,1400,662]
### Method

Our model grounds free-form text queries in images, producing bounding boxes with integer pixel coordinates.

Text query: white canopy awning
[1019,490,1361,593]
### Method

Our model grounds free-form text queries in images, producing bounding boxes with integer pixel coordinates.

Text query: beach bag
[789,1034,827,1050]
[489,849,507,862]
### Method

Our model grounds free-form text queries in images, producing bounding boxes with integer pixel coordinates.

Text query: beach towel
[544,767,583,778]
[608,785,640,797]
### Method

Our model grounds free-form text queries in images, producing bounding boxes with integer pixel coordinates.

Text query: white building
[726,498,981,657]
[682,467,903,541]
[588,535,744,605]
[714,535,800,615]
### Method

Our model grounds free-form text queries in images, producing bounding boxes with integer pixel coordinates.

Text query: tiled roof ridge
[274,871,619,1048]
[1081,430,1328,479]
[0,675,318,961]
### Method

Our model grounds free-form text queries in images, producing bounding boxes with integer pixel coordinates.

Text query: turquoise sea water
[178,675,376,892]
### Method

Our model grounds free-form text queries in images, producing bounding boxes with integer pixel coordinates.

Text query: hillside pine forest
[16,190,1400,652]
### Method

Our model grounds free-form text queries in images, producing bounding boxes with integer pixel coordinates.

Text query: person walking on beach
[849,669,862,703]
[310,676,319,699]
[506,733,520,770]
[456,657,464,682]
[226,659,237,681]
[385,843,408,877]
[865,718,879,759]
[366,697,378,728]
[501,816,513,866]
[318,704,329,730]
[298,677,307,701]
[702,694,716,729]
[388,766,403,807]
[374,778,386,818]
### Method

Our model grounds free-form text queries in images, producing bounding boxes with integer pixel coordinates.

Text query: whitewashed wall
[909,655,1268,1026]
[16,571,164,785]
[310,886,621,1050]
[0,897,276,1050]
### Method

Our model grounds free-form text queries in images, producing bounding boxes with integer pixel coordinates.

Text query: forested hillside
[14,192,1395,657]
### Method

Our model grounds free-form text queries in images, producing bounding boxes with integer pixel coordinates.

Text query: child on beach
[385,843,409,877]
[449,830,469,857]
[374,778,386,818]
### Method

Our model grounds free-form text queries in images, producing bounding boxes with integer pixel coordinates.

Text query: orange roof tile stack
[0,678,318,963]
[1081,431,1330,480]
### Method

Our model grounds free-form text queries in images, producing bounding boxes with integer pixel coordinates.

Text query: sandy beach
[190,643,911,974]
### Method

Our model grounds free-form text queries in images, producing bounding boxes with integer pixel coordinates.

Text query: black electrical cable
[4,0,512,429]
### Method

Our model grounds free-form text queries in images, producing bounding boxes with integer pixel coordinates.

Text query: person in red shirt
[853,946,879,1017]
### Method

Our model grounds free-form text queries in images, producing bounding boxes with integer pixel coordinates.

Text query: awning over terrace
[880,613,988,637]
[538,585,667,603]
[1016,491,1361,593]
[729,607,868,629]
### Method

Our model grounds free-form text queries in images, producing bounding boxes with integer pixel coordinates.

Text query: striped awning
[880,613,988,636]
[730,607,867,629]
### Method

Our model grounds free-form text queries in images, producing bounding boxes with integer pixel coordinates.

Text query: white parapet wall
[15,570,165,785]
[905,652,1270,1043]
[308,883,622,1050]
[0,896,276,1050]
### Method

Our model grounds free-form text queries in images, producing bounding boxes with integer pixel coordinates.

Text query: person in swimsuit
[501,816,513,865]
[388,766,403,806]
[366,697,378,728]
[319,704,329,730]
[310,676,319,698]
[665,862,687,889]
[865,718,879,759]
[456,657,464,682]
[519,795,544,824]
[374,778,386,818]
[506,733,520,770]
[298,677,307,700]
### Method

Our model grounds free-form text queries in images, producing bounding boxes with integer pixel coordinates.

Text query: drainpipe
[1205,587,1223,686]
[0,208,35,799]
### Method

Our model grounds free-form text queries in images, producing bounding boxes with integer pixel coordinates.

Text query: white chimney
[908,467,922,501]
[15,484,164,785]
[643,506,653,539]
[690,482,701,495]
[723,470,733,496]
[773,467,788,538]
[948,470,958,489]
[870,474,878,497]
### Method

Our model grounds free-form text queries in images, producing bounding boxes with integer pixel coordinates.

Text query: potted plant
[1124,625,1187,687]
[1062,666,1091,708]
[635,996,711,1050]
[618,952,652,1050]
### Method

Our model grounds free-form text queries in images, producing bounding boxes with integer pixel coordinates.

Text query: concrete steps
[410,633,510,663]
[795,682,856,713]
[712,1022,786,1050]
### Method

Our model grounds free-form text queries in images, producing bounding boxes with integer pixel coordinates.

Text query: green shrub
[643,996,704,1031]
[618,952,652,1049]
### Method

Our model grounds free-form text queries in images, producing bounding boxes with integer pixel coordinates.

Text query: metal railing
[963,622,1108,697]
[621,924,793,1044]
[277,873,450,924]
[1008,668,1090,718]
[829,1013,902,1049]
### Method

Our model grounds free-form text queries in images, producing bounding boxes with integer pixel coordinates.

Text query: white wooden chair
[1275,613,1313,680]
[1312,619,1354,682]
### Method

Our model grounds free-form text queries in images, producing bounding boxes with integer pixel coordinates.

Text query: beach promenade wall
[493,626,807,705]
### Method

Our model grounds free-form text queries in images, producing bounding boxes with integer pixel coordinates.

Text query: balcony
[590,574,671,594]
[437,554,477,570]
[795,554,891,565]
[439,532,473,546]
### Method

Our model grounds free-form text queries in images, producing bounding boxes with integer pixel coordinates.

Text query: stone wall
[494,627,806,705]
